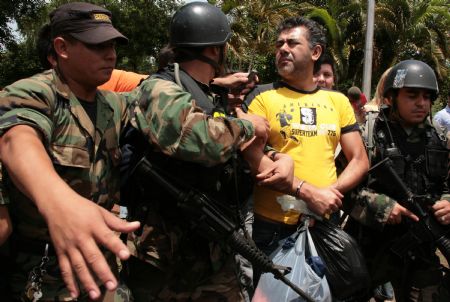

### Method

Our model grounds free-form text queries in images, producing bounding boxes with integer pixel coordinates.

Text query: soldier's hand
[432,200,450,225]
[300,183,343,216]
[0,125,140,299]
[235,108,269,143]
[213,72,259,94]
[387,203,419,224]
[212,72,250,89]
[44,195,139,299]
[256,153,295,193]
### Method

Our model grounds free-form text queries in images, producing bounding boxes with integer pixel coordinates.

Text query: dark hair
[36,24,55,69]
[276,16,326,52]
[157,45,175,69]
[173,46,206,63]
[347,86,362,100]
[313,52,335,75]
[36,25,79,70]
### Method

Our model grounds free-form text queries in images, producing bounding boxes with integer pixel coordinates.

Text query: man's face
[313,63,334,89]
[395,87,431,126]
[275,26,316,81]
[64,38,117,88]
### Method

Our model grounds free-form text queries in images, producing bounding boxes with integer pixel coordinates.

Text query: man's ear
[53,37,70,60]
[203,46,220,59]
[311,45,322,62]
[384,96,393,106]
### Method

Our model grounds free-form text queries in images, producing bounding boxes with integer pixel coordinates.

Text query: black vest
[121,65,253,223]
[153,65,228,116]
[371,107,448,199]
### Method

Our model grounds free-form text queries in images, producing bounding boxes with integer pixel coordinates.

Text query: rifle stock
[132,157,314,302]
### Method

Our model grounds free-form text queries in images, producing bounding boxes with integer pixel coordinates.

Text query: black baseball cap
[49,2,128,45]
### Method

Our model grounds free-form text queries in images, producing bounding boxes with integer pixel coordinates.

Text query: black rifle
[132,157,314,302]
[369,157,450,262]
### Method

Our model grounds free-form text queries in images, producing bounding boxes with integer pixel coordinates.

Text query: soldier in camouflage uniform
[120,3,296,301]
[0,2,265,301]
[345,60,450,302]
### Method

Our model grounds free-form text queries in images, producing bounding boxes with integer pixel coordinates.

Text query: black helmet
[170,2,231,47]
[383,60,439,101]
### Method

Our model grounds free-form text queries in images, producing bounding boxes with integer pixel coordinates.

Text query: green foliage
[0,0,45,49]
[0,0,179,87]
[223,0,304,75]
[372,0,449,101]
[104,0,180,73]
[0,0,448,92]
[0,39,41,87]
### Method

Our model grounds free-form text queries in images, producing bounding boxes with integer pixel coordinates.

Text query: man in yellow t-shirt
[245,16,369,256]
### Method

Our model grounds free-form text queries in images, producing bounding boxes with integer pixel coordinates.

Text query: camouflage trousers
[124,254,247,302]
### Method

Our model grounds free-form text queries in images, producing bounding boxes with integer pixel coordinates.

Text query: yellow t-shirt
[247,82,358,224]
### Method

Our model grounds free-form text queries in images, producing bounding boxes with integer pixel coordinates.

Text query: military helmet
[170,2,231,47]
[383,60,439,101]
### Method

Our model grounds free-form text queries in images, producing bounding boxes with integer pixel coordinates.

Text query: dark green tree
[0,0,180,87]
[0,38,42,87]
[0,0,45,49]
[105,0,180,73]
[374,0,449,103]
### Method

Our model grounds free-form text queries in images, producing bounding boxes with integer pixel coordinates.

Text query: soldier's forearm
[348,188,396,230]
[0,125,75,218]
[133,79,254,167]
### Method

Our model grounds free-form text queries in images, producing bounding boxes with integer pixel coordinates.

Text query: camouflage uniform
[122,69,254,301]
[345,106,450,301]
[0,69,253,301]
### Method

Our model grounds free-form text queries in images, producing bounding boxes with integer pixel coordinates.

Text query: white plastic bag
[252,222,332,302]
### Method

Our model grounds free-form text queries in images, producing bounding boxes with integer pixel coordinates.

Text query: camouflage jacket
[124,71,255,291]
[128,76,254,167]
[0,69,254,300]
[0,70,254,241]
[348,107,449,231]
[0,69,128,240]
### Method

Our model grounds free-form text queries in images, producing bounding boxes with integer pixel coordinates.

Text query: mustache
[277,53,293,62]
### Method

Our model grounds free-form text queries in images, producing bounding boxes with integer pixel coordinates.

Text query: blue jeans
[252,215,299,286]
[252,215,299,256]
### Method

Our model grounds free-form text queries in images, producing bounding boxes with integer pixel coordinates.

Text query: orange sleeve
[99,69,148,92]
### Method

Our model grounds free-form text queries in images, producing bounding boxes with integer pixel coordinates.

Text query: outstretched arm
[0,125,139,300]
[130,79,271,166]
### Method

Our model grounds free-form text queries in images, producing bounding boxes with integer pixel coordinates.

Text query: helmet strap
[216,46,228,77]
[176,48,222,76]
